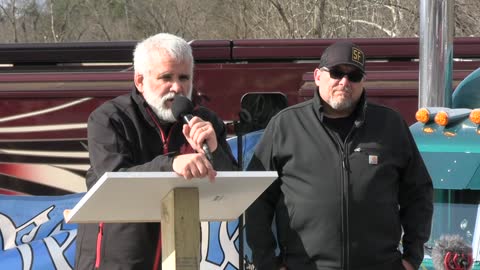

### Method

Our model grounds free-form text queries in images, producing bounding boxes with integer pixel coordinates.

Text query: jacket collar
[313,87,367,128]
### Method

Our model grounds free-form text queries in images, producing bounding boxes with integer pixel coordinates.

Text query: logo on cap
[351,47,364,66]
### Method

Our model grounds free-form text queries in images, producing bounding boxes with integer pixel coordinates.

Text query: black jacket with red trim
[74,88,237,270]
[245,90,433,270]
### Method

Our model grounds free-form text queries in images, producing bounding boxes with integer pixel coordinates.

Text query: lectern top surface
[65,171,277,223]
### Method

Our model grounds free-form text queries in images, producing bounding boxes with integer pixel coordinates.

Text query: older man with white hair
[75,33,237,270]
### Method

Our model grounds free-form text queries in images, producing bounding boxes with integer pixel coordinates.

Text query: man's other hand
[173,153,216,182]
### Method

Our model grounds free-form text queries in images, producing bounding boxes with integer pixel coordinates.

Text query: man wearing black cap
[245,41,433,270]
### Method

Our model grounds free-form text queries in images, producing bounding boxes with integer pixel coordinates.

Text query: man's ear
[134,73,144,93]
[313,68,322,86]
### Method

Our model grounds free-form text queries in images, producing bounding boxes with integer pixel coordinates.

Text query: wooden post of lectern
[161,188,200,270]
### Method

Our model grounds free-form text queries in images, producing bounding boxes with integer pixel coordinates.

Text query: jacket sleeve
[207,111,238,171]
[85,110,175,189]
[86,106,237,189]
[398,121,434,269]
[245,122,282,269]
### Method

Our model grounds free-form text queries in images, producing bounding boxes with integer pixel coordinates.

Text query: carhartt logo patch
[351,47,364,65]
[368,155,378,165]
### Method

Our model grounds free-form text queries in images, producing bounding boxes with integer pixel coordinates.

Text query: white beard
[143,91,177,123]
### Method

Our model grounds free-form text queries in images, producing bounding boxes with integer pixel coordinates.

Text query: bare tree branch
[268,0,294,38]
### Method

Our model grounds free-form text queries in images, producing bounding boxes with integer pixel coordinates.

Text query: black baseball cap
[319,41,365,74]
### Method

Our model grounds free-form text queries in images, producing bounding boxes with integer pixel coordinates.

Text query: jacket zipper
[330,127,355,270]
[323,99,365,270]
[341,126,357,270]
[335,138,347,270]
[353,147,379,154]
[340,144,349,270]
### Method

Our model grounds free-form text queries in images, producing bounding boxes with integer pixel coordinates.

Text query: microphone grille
[172,95,194,121]
[432,234,473,270]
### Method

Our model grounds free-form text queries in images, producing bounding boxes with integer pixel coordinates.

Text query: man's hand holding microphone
[171,95,217,182]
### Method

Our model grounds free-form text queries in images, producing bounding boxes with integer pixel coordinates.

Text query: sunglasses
[323,67,364,83]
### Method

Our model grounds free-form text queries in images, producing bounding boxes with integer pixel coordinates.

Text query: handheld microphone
[432,234,473,270]
[172,95,214,163]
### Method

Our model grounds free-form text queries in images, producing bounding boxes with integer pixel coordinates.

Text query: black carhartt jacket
[246,90,433,270]
[75,88,237,270]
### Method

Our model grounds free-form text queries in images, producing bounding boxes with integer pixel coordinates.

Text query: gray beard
[144,91,177,123]
[329,96,353,111]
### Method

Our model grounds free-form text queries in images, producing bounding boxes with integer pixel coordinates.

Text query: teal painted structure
[411,67,480,269]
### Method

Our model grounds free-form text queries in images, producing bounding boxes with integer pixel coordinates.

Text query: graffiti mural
[0,192,256,270]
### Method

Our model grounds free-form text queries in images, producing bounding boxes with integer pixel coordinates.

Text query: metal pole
[419,0,454,108]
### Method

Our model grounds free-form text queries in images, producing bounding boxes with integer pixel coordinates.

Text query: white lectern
[64,171,277,270]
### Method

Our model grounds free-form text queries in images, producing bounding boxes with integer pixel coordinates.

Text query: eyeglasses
[322,67,364,83]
